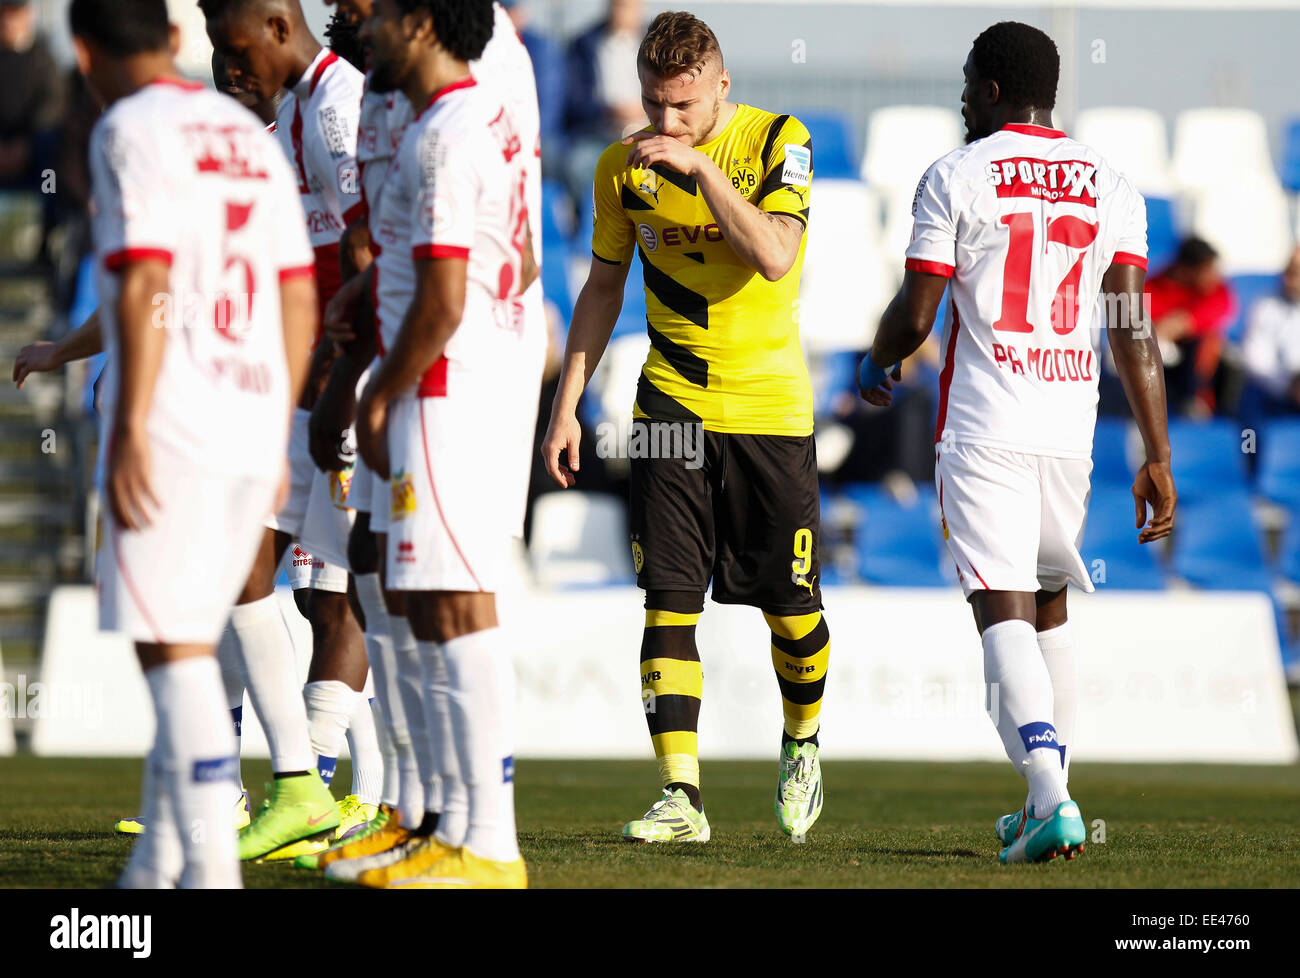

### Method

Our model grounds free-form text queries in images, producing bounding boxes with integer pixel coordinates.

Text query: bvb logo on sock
[632,540,645,573]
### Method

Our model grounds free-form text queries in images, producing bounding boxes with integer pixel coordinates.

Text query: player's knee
[763,610,830,674]
[307,588,353,631]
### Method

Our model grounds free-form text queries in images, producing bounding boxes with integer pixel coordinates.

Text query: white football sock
[392,615,431,826]
[344,674,384,807]
[146,657,241,889]
[373,697,399,808]
[982,618,1068,813]
[215,628,245,789]
[228,595,314,773]
[304,679,361,786]
[118,746,182,889]
[441,627,519,863]
[1038,622,1077,783]
[355,573,403,809]
[418,639,465,846]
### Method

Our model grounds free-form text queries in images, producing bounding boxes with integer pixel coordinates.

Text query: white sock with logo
[1037,622,1077,783]
[344,674,384,807]
[228,595,314,773]
[118,746,183,888]
[215,628,245,794]
[982,619,1069,815]
[146,657,241,889]
[391,615,430,827]
[418,639,466,846]
[304,679,361,786]
[441,627,518,863]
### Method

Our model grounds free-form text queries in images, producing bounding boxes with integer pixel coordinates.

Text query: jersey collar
[292,48,338,103]
[145,76,205,93]
[416,75,477,120]
[1000,122,1066,139]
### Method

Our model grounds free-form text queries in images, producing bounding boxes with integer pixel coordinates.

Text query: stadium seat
[809,349,860,418]
[1189,184,1294,275]
[528,491,635,587]
[541,178,574,246]
[611,254,647,337]
[1225,273,1282,344]
[1080,487,1169,590]
[843,484,951,587]
[1144,196,1179,274]
[1091,417,1135,488]
[860,105,963,192]
[1277,512,1300,584]
[1172,108,1279,195]
[541,240,573,323]
[1167,419,1249,502]
[589,332,650,437]
[1257,419,1300,512]
[1171,492,1272,591]
[1282,117,1300,193]
[799,179,891,353]
[1074,107,1174,196]
[800,110,857,180]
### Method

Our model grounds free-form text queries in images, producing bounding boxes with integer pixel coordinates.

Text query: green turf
[1,756,1297,888]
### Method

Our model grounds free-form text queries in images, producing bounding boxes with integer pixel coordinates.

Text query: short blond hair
[637,11,723,78]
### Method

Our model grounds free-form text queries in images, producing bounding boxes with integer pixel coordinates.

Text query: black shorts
[628,419,823,615]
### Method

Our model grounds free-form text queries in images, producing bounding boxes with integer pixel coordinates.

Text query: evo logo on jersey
[988,158,1097,206]
[992,342,1096,383]
[1018,721,1059,752]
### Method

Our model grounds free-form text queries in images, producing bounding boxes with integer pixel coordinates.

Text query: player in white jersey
[858,22,1176,864]
[203,0,381,860]
[68,0,316,887]
[337,0,537,890]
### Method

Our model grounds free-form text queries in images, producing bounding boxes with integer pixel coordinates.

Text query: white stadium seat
[528,492,635,588]
[1172,108,1279,194]
[1074,107,1173,196]
[861,105,964,192]
[590,332,650,439]
[1189,183,1295,274]
[800,179,891,353]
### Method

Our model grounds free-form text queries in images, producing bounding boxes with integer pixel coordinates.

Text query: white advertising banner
[28,585,1299,764]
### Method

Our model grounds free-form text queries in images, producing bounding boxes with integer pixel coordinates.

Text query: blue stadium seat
[799,110,857,181]
[1167,419,1248,502]
[811,350,860,418]
[1257,419,1300,512]
[1277,512,1300,583]
[1172,492,1272,591]
[540,178,573,247]
[541,241,572,323]
[1080,487,1168,590]
[1144,196,1179,274]
[1281,118,1300,193]
[844,484,950,587]
[1091,418,1134,488]
[611,256,647,337]
[1225,274,1282,344]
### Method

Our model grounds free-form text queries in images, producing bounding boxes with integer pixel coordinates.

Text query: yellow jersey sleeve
[591,140,636,265]
[756,114,813,226]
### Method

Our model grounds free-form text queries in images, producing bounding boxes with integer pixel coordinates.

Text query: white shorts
[935,442,1094,598]
[385,391,527,593]
[265,408,313,537]
[283,541,349,593]
[99,447,277,644]
[298,457,357,571]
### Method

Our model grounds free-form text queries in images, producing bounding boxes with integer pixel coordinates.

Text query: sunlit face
[205,8,288,103]
[638,59,728,147]
[325,0,374,27]
[212,49,259,109]
[361,0,421,94]
[0,2,34,51]
[961,50,994,144]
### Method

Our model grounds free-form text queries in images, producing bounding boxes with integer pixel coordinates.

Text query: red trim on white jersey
[1112,251,1148,270]
[417,76,478,120]
[934,305,961,443]
[905,257,955,278]
[104,247,173,271]
[1000,122,1067,139]
[279,265,316,282]
[146,76,204,93]
[413,244,470,261]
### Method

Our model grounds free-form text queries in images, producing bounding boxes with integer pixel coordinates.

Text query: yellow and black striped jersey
[592,104,814,435]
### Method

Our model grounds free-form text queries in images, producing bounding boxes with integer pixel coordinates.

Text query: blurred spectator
[562,0,647,206]
[0,0,65,255]
[1147,236,1236,416]
[49,67,99,311]
[1239,247,1300,425]
[503,0,565,179]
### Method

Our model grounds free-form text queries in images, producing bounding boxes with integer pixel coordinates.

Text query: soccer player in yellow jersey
[542,11,829,842]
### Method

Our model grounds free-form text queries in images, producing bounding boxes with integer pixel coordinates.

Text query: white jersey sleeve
[905,158,961,277]
[92,118,177,267]
[268,147,317,278]
[411,125,481,261]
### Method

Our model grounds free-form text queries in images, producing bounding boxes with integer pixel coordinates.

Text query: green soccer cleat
[995,805,1025,846]
[998,800,1086,864]
[775,740,823,838]
[238,774,339,862]
[621,788,711,843]
[115,790,250,835]
[293,802,392,869]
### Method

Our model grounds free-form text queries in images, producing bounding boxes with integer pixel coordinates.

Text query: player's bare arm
[356,256,467,479]
[541,255,631,488]
[624,129,803,282]
[12,307,104,387]
[107,259,170,530]
[859,270,950,406]
[1103,261,1176,544]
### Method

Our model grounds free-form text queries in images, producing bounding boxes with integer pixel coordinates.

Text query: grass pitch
[1,756,1296,888]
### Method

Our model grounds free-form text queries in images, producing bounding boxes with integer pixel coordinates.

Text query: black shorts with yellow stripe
[628,418,822,615]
